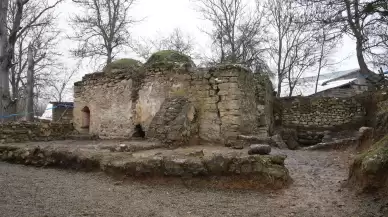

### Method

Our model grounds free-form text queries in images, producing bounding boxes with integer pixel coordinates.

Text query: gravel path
[1,149,387,217]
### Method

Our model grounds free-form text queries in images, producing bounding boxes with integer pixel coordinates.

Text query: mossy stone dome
[145,50,195,67]
[103,58,143,73]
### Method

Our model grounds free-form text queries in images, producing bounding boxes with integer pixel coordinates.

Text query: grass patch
[145,50,194,67]
[354,134,388,173]
[104,58,143,73]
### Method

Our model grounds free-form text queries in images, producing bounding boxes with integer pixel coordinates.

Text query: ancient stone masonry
[278,96,366,130]
[0,122,74,143]
[0,142,291,189]
[146,96,198,147]
[74,52,273,146]
[51,102,74,123]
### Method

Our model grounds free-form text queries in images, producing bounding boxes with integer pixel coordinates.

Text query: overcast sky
[55,0,360,83]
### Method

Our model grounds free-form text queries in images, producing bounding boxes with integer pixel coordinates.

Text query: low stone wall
[278,96,366,130]
[0,122,74,143]
[0,143,291,190]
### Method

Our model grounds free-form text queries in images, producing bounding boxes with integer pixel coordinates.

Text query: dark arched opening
[132,124,145,138]
[81,106,90,129]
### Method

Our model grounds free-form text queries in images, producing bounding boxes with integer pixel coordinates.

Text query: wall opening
[132,124,145,138]
[81,106,90,129]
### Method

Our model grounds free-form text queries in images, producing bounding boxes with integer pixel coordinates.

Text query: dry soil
[1,149,387,217]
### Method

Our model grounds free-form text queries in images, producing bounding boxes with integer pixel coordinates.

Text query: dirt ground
[1,148,387,217]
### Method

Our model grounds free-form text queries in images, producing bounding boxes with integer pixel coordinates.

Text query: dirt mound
[348,134,388,194]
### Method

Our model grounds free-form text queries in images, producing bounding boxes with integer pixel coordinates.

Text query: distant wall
[0,122,74,143]
[52,107,73,123]
[311,84,367,98]
[277,96,366,130]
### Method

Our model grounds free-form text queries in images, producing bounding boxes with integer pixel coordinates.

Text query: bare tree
[25,44,34,121]
[192,0,269,73]
[0,0,62,120]
[265,0,318,96]
[46,69,77,102]
[8,0,62,118]
[131,28,197,61]
[313,26,344,93]
[70,0,140,66]
[298,0,388,74]
[0,0,9,121]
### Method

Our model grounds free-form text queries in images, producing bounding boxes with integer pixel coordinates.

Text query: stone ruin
[73,50,274,147]
[0,51,289,190]
[2,50,388,192]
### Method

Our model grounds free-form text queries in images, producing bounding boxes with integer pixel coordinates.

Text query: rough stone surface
[248,144,271,155]
[0,142,291,189]
[146,96,198,147]
[270,134,288,149]
[278,129,299,150]
[73,63,274,146]
[51,102,73,123]
[0,122,74,143]
[302,138,359,151]
[277,96,366,130]
[348,134,388,194]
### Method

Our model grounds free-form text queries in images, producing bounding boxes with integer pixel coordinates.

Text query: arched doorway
[81,106,90,129]
[132,124,145,139]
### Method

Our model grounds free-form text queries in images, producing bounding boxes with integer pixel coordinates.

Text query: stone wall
[74,70,142,138]
[74,64,273,145]
[146,96,198,147]
[52,107,73,123]
[0,122,74,143]
[310,85,365,98]
[278,96,366,130]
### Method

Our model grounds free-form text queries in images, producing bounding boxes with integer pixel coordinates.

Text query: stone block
[248,144,271,155]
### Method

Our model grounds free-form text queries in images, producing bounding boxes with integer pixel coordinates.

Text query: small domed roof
[103,58,143,73]
[145,50,195,67]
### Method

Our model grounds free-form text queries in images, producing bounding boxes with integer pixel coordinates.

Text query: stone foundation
[0,122,74,143]
[0,142,291,190]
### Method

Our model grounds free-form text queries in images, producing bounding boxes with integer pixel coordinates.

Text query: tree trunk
[355,37,370,74]
[0,0,10,122]
[277,76,282,97]
[106,47,113,65]
[25,45,34,121]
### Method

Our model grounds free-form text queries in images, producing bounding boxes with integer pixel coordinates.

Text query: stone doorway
[132,124,145,138]
[81,106,90,130]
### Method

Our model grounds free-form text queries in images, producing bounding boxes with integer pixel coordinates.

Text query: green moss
[103,58,143,73]
[355,134,388,173]
[145,50,194,67]
[171,88,187,97]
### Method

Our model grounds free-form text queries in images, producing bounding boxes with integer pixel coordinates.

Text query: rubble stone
[0,143,291,189]
[248,144,271,155]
